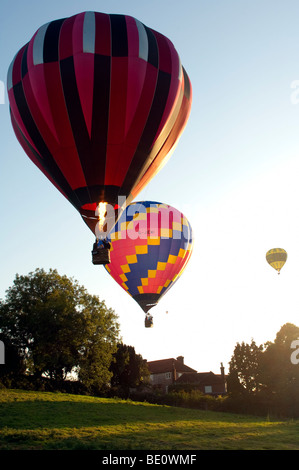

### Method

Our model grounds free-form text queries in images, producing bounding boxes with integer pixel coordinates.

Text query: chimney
[176,356,184,364]
[220,362,227,393]
[220,362,225,381]
[172,360,177,383]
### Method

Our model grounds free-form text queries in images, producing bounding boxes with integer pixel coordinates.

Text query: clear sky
[1,0,299,376]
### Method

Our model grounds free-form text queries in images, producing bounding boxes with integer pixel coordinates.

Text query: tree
[227,323,299,418]
[0,330,26,382]
[109,343,150,396]
[0,268,120,390]
[228,339,264,395]
[259,323,299,397]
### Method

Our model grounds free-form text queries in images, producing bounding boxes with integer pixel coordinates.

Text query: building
[147,357,227,395]
[146,356,196,393]
[175,363,227,396]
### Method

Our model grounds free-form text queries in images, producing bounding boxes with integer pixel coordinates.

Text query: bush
[128,387,227,411]
[166,390,227,410]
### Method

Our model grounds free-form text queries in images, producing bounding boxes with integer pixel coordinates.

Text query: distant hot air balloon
[266,248,287,274]
[104,201,193,327]
[7,11,192,257]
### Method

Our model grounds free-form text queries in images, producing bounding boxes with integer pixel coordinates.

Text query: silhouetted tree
[110,343,149,396]
[0,331,26,382]
[228,323,299,417]
[228,339,264,395]
[259,323,299,411]
[0,268,120,391]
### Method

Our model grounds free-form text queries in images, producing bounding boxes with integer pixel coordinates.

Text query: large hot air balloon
[7,12,192,255]
[266,248,287,274]
[104,201,193,327]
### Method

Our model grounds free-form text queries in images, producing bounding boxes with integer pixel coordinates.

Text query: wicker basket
[92,248,111,265]
[144,317,154,328]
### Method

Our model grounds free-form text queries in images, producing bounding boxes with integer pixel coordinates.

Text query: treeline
[0,269,298,419]
[131,322,299,419]
[225,322,299,418]
[0,269,148,396]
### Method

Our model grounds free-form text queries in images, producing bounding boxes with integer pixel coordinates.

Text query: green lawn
[0,389,298,450]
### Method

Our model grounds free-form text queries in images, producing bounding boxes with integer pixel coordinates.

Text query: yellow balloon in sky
[266,248,287,275]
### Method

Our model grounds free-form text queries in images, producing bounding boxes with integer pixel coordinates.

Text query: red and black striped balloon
[7,12,192,233]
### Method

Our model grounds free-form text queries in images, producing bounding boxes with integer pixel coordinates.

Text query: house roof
[175,372,225,385]
[146,358,197,374]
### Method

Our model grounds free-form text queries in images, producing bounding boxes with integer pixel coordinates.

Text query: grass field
[0,389,298,450]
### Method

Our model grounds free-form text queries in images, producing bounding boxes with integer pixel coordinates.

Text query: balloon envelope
[7,12,192,234]
[266,248,287,274]
[105,201,193,313]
